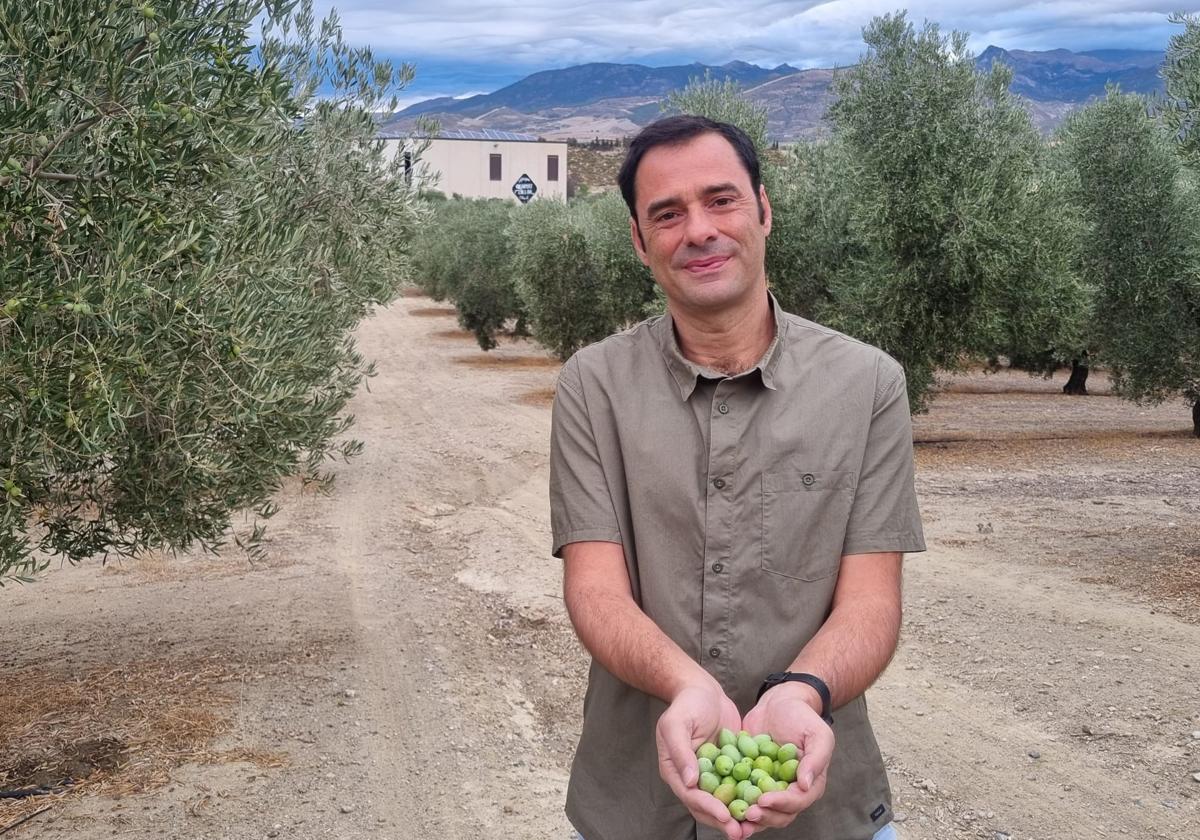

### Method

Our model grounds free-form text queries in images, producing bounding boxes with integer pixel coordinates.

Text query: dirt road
[3,295,1199,839]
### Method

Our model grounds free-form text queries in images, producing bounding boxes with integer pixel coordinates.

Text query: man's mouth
[684,255,731,273]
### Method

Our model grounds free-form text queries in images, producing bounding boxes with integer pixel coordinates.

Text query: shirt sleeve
[840,362,927,556]
[549,354,623,558]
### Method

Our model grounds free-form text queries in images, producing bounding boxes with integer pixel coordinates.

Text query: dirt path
[3,296,1198,839]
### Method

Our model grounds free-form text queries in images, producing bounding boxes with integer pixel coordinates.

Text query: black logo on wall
[512,174,537,203]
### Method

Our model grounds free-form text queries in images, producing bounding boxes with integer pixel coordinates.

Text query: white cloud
[303,0,1199,84]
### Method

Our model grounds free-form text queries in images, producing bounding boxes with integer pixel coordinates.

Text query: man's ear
[630,216,650,266]
[759,184,773,237]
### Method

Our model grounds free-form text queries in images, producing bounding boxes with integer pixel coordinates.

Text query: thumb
[659,714,700,788]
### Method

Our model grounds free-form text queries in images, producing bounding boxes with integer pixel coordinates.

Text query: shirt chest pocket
[761,469,856,581]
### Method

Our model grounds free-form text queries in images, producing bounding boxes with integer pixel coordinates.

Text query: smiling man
[549,116,925,840]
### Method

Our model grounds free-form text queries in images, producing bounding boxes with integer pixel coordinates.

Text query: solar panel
[376,127,548,142]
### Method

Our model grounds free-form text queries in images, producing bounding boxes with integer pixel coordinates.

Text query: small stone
[340,804,355,814]
[343,689,357,699]
[1082,724,1095,736]
[893,811,908,823]
[1192,772,1200,784]
[1191,731,1200,740]
[1028,750,1041,759]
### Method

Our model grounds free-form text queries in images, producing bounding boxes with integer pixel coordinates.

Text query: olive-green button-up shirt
[549,292,926,840]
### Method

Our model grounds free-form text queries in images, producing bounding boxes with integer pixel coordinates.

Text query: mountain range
[382,47,1167,141]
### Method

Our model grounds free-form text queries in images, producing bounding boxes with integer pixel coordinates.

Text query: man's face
[629,132,772,315]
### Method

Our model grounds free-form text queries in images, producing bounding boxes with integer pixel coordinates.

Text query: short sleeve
[549,355,623,558]
[840,364,926,556]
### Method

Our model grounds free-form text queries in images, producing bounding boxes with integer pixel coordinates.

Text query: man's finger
[659,716,700,788]
[678,787,738,836]
[797,726,835,790]
[745,794,802,827]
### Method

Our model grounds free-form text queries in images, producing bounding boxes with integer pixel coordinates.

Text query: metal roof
[377,128,543,142]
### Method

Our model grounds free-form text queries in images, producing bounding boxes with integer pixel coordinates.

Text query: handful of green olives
[694,728,801,822]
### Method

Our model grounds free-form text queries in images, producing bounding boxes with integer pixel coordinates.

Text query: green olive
[730,761,751,782]
[742,784,762,806]
[736,735,760,759]
[697,756,714,775]
[718,728,737,748]
[713,754,734,776]
[729,799,749,821]
[699,771,720,794]
[749,768,769,784]
[758,739,780,759]
[713,782,737,806]
[777,743,799,763]
[778,758,799,783]
[753,755,774,773]
[720,775,735,788]
[719,744,742,764]
[697,742,720,762]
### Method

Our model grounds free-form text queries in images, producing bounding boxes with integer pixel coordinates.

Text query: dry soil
[2,295,1198,840]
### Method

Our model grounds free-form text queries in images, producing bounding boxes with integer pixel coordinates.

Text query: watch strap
[756,671,833,725]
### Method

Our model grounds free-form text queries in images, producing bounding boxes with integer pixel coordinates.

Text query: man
[549,115,925,840]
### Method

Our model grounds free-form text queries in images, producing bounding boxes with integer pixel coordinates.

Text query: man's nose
[683,207,718,246]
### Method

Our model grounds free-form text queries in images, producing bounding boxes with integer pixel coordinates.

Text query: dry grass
[914,429,1196,469]
[408,306,457,318]
[433,328,476,341]
[516,387,556,408]
[0,657,284,833]
[452,353,560,370]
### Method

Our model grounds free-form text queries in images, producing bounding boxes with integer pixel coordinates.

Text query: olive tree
[664,72,769,150]
[765,139,858,320]
[1161,13,1200,169]
[410,198,525,350]
[500,185,661,360]
[0,0,421,582]
[1057,90,1200,435]
[576,191,657,324]
[826,13,1087,409]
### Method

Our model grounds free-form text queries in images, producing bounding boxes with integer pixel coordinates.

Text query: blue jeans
[573,824,898,839]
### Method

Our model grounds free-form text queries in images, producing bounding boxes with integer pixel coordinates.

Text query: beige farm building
[382,129,568,203]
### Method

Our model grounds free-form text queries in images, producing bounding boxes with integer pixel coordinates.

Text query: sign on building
[512,174,537,203]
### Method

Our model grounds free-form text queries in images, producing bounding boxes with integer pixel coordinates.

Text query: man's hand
[739,682,835,834]
[656,682,748,839]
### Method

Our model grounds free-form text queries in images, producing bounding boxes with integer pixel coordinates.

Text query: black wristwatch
[756,672,834,725]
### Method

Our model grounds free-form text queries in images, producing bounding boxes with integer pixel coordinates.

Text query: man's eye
[655,211,679,222]
[713,197,735,207]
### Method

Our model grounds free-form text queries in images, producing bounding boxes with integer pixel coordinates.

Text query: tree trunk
[1193,398,1199,438]
[1063,357,1089,395]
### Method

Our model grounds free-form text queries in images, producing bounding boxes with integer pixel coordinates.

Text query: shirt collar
[654,290,787,401]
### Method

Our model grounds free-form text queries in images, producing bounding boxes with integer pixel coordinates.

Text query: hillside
[384,46,1168,142]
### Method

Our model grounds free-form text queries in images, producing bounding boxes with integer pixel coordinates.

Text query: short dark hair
[617,115,763,221]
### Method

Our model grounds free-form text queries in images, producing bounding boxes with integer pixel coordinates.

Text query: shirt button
[712,478,726,490]
[717,403,729,414]
[712,562,724,573]
[709,647,721,658]
[802,473,815,487]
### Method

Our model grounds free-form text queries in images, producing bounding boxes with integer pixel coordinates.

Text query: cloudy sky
[306,1,1199,106]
